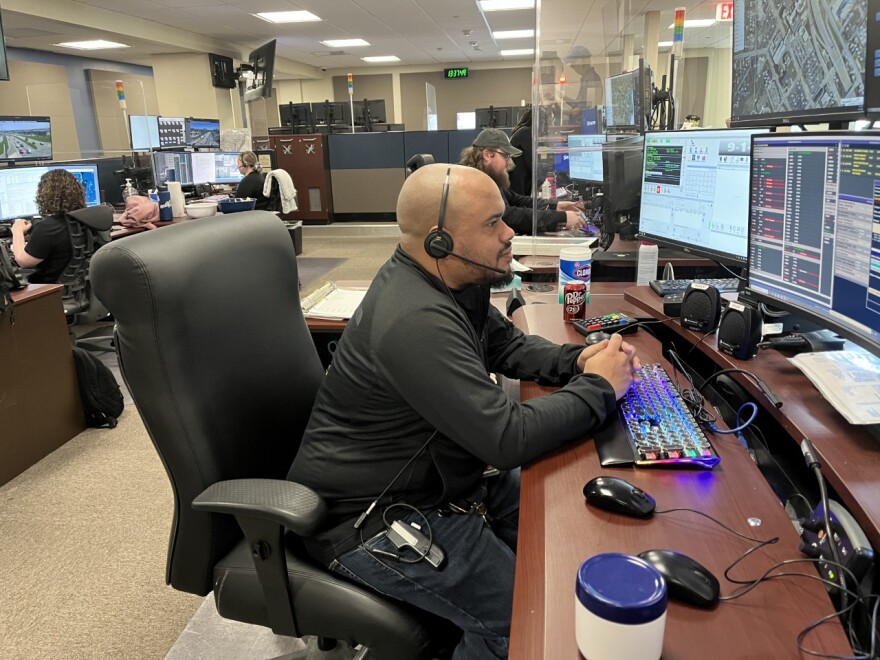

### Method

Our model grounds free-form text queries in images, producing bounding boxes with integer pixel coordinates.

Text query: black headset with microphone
[423,167,505,274]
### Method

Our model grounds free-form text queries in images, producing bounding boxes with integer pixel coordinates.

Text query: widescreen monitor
[638,128,766,266]
[353,99,387,125]
[731,0,866,126]
[187,118,220,148]
[0,164,100,222]
[157,116,186,148]
[314,101,350,126]
[152,151,243,186]
[603,63,651,133]
[475,107,511,128]
[0,116,52,162]
[747,132,880,354]
[568,134,607,183]
[129,114,160,150]
[280,102,313,128]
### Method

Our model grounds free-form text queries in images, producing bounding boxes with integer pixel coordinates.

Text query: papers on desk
[511,235,596,256]
[789,350,880,425]
[301,281,367,320]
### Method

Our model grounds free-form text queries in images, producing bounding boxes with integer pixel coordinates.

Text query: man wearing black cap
[459,127,585,235]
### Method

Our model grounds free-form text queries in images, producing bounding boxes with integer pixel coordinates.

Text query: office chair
[89,212,454,659]
[59,205,115,351]
[405,153,434,175]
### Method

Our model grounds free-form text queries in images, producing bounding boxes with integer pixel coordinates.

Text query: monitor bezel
[636,127,766,268]
[186,117,221,149]
[567,133,607,184]
[745,130,880,356]
[603,68,643,133]
[0,115,53,163]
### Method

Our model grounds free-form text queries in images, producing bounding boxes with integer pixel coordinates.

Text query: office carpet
[297,257,348,289]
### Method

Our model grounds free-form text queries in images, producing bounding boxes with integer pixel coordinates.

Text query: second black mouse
[583,476,656,518]
[585,331,612,345]
[637,549,720,608]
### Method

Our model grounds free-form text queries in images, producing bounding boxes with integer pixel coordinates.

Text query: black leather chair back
[90,211,324,595]
[60,205,113,316]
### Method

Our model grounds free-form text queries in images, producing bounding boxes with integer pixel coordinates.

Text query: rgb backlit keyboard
[598,363,720,469]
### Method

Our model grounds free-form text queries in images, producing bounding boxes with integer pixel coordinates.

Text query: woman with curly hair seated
[10,169,85,283]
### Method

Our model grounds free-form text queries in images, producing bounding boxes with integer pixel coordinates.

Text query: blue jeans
[330,469,521,660]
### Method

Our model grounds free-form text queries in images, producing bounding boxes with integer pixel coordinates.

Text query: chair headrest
[406,153,434,174]
[67,206,114,231]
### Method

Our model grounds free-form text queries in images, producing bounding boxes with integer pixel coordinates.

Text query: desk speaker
[718,301,762,360]
[680,283,721,333]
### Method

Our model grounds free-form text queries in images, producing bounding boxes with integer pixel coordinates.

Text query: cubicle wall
[326,129,483,220]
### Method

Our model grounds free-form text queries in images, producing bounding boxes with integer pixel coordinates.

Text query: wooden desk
[509,302,851,659]
[625,285,880,553]
[1,285,85,486]
[110,218,182,240]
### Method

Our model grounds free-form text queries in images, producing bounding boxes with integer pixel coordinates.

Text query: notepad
[301,282,367,320]
[789,349,880,425]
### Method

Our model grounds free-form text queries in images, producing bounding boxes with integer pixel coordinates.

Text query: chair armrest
[192,478,326,537]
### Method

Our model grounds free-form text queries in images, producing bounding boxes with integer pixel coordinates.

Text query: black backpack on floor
[72,347,125,428]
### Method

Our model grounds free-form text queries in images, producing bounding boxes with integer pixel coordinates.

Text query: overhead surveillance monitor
[731,0,867,126]
[243,40,276,102]
[0,116,52,162]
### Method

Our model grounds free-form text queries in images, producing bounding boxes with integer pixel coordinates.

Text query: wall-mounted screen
[0,116,52,162]
[243,39,276,102]
[0,11,9,82]
[731,0,867,126]
[129,114,160,150]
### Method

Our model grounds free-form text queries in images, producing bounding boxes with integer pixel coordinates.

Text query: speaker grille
[720,311,745,341]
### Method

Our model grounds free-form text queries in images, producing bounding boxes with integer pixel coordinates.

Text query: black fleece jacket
[501,188,566,234]
[288,246,616,562]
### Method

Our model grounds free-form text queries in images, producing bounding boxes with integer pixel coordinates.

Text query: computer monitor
[279,102,314,128]
[603,135,644,223]
[353,99,387,130]
[0,164,100,221]
[152,151,193,186]
[187,118,220,149]
[157,116,186,148]
[0,116,52,163]
[568,134,607,183]
[475,106,511,129]
[731,0,867,127]
[243,40,276,102]
[638,128,767,266]
[129,114,160,151]
[211,152,244,183]
[0,11,8,82]
[747,132,880,354]
[314,101,350,126]
[604,61,651,133]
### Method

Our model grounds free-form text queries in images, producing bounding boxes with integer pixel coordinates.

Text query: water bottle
[540,177,552,200]
[548,173,557,201]
[637,241,659,285]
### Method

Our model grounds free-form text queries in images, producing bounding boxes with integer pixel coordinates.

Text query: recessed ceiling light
[321,39,371,48]
[55,40,129,50]
[255,11,322,23]
[658,41,674,47]
[500,48,534,57]
[492,29,535,40]
[667,19,717,28]
[480,0,535,11]
[362,55,400,63]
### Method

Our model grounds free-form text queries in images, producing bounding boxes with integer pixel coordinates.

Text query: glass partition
[531,2,734,254]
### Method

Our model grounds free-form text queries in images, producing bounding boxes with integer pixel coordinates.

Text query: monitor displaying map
[731,0,867,126]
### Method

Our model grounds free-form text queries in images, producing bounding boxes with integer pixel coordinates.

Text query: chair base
[273,636,360,660]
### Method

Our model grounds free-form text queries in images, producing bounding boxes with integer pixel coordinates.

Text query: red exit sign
[716,1,734,21]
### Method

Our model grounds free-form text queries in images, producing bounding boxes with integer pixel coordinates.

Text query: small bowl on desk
[184,202,218,218]
[217,198,257,214]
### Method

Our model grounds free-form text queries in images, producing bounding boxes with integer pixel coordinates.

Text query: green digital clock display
[444,68,469,79]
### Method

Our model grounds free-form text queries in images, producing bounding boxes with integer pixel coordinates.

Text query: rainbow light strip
[347,73,353,93]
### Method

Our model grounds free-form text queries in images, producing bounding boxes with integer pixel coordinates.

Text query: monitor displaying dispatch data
[157,116,186,148]
[567,134,607,182]
[0,164,100,222]
[747,132,880,352]
[731,0,867,126]
[638,128,766,265]
[604,69,640,131]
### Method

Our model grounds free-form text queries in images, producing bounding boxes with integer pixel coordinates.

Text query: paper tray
[511,236,597,256]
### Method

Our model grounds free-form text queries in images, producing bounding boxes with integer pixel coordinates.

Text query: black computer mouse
[585,331,612,346]
[583,476,656,518]
[637,549,720,608]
